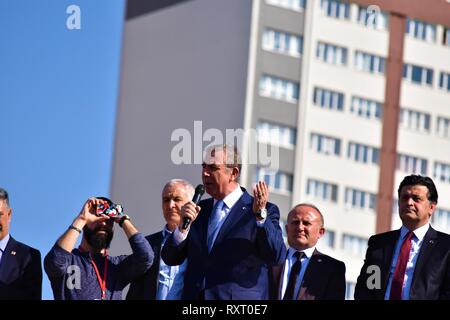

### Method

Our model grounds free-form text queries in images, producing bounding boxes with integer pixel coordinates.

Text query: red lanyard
[90,256,108,300]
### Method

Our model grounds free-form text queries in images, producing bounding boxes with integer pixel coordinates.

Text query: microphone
[182,184,205,230]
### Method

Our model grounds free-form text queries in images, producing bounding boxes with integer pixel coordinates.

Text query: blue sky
[0,0,125,299]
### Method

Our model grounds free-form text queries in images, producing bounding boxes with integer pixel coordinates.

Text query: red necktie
[389,231,414,300]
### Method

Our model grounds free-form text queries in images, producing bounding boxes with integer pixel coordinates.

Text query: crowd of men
[1,144,449,300]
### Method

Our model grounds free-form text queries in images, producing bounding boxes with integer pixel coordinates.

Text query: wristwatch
[255,208,267,220]
[118,214,131,227]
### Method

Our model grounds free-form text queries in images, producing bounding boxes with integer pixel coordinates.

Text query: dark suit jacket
[161,188,287,300]
[269,249,346,300]
[354,226,450,300]
[0,236,42,300]
[126,231,164,300]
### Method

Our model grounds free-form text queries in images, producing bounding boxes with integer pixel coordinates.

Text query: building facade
[241,0,450,299]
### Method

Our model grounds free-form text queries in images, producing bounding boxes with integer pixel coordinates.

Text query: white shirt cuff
[173,226,188,245]
[256,219,266,227]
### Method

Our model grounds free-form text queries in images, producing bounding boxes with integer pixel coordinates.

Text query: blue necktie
[283,251,304,300]
[207,200,224,252]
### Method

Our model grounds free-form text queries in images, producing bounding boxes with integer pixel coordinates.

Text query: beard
[83,225,114,250]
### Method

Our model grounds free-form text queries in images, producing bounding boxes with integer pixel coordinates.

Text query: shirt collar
[0,234,11,252]
[214,184,243,210]
[287,246,315,259]
[163,225,174,238]
[400,223,430,242]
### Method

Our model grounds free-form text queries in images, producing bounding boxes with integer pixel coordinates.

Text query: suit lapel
[213,191,252,249]
[411,227,438,290]
[381,230,400,295]
[0,237,18,282]
[297,249,320,300]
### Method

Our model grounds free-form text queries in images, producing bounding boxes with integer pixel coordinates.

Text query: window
[347,142,380,165]
[262,28,303,57]
[434,162,450,184]
[342,234,367,257]
[257,121,296,148]
[432,208,450,231]
[444,27,450,46]
[255,167,293,193]
[403,63,433,86]
[346,282,356,300]
[436,116,450,139]
[266,0,306,12]
[439,71,450,92]
[319,0,349,20]
[397,153,428,175]
[392,198,398,216]
[316,41,348,66]
[310,132,341,156]
[399,108,431,133]
[321,230,335,248]
[313,87,344,111]
[406,18,437,43]
[306,178,338,202]
[259,74,300,103]
[354,51,385,74]
[345,187,376,210]
[357,6,388,30]
[350,96,382,120]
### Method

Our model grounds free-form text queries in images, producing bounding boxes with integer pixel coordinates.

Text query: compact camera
[96,200,123,218]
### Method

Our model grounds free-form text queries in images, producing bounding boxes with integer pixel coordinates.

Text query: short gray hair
[163,179,195,199]
[0,188,10,208]
[204,144,242,176]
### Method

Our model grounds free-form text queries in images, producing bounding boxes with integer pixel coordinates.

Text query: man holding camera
[44,197,154,300]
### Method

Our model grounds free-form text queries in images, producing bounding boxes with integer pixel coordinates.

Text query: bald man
[269,203,346,300]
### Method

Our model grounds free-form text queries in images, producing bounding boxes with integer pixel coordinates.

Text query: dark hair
[95,196,113,205]
[0,188,9,207]
[398,175,438,204]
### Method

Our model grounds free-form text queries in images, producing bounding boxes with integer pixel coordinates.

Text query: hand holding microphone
[181,184,205,230]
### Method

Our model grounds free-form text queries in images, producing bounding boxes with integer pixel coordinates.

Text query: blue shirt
[384,224,429,300]
[0,234,10,265]
[156,227,186,300]
[44,232,153,300]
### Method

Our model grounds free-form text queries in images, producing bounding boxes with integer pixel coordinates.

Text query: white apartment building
[242,0,450,299]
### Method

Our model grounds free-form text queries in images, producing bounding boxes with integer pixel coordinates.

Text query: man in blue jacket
[162,144,286,300]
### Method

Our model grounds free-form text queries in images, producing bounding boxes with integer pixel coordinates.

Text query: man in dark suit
[0,188,42,300]
[127,179,194,300]
[161,144,286,300]
[269,203,346,300]
[355,174,450,300]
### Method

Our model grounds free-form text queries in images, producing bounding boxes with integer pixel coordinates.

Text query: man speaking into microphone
[161,144,286,300]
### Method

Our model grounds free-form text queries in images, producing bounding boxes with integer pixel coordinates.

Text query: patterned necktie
[283,251,305,300]
[389,231,414,300]
[207,200,224,252]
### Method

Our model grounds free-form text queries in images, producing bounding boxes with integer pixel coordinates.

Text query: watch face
[258,209,267,219]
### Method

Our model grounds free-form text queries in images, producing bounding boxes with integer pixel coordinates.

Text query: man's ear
[428,202,437,218]
[318,227,325,238]
[231,166,240,181]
